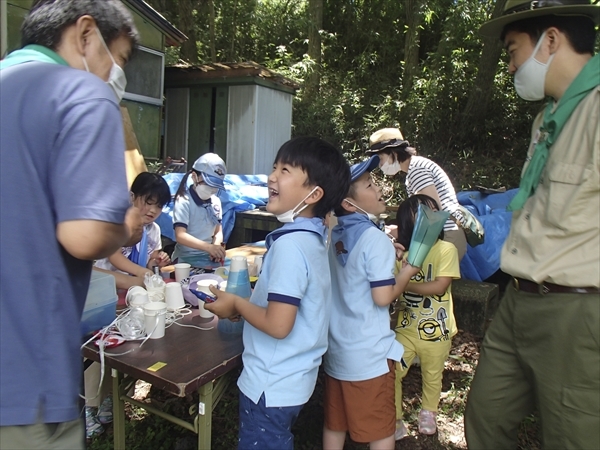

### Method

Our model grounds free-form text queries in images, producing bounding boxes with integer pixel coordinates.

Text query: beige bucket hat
[479,0,600,39]
[367,128,409,153]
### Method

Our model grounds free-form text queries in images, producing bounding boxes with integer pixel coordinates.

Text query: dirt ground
[88,330,541,450]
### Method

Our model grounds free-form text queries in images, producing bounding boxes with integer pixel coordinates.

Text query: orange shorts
[323,360,396,443]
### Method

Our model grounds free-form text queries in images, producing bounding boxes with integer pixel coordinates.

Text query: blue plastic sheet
[155,173,268,243]
[155,173,517,283]
[457,189,518,282]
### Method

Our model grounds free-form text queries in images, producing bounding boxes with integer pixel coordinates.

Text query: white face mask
[380,159,402,176]
[345,199,379,224]
[195,184,218,200]
[275,186,319,223]
[82,28,127,101]
[514,31,554,102]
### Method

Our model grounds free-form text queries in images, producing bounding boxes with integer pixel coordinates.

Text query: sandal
[395,420,408,440]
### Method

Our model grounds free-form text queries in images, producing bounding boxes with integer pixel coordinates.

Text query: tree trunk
[402,0,424,98]
[208,0,216,62]
[305,0,323,99]
[178,0,200,64]
[229,0,238,61]
[460,0,508,135]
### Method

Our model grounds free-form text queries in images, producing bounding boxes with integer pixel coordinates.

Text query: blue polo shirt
[324,213,403,381]
[172,186,222,265]
[0,59,130,426]
[238,217,331,407]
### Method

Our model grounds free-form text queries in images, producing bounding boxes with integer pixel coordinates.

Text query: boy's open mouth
[269,188,279,198]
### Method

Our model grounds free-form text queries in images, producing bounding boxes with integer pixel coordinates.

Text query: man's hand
[123,206,144,247]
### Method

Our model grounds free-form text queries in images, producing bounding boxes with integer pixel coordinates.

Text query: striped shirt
[405,156,460,231]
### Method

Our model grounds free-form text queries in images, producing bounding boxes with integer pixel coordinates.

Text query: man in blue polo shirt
[0,1,141,448]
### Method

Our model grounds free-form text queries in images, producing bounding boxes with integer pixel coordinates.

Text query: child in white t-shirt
[94,172,172,289]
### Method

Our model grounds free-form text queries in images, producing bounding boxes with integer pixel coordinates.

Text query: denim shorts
[238,392,304,450]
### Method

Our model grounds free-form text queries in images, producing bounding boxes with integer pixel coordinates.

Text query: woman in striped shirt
[367,128,467,261]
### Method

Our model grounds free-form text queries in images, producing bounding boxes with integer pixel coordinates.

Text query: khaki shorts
[324,360,395,443]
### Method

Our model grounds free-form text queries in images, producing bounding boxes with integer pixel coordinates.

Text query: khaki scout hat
[367,128,409,153]
[479,0,600,39]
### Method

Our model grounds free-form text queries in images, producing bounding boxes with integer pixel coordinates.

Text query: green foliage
[147,0,554,200]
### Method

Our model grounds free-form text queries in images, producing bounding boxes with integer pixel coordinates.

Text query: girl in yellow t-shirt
[392,194,460,439]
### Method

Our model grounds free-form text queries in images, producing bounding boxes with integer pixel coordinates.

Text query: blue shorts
[238,392,304,450]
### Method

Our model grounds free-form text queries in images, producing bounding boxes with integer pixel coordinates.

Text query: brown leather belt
[512,277,600,295]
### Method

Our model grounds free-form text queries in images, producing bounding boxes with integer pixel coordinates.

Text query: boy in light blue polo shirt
[323,156,420,449]
[205,137,350,450]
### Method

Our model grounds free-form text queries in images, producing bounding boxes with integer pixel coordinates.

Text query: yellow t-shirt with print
[394,239,460,342]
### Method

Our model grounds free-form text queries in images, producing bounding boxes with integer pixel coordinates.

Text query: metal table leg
[112,369,126,450]
[197,381,214,450]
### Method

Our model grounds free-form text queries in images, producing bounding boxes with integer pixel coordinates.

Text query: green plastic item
[406,204,450,268]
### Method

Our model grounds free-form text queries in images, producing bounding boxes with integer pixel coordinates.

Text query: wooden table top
[225,242,267,261]
[82,309,243,397]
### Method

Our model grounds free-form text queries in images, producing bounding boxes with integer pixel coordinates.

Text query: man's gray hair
[22,0,139,50]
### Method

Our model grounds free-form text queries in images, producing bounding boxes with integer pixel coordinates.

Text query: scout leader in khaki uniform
[464,1,600,449]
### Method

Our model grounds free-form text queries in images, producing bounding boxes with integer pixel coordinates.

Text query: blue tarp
[155,173,268,243]
[458,189,518,282]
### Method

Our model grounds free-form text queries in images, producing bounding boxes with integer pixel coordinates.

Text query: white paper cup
[254,255,263,275]
[229,256,248,273]
[213,267,229,279]
[143,302,167,339]
[174,263,191,282]
[196,280,218,318]
[126,286,148,306]
[248,263,257,277]
[165,283,186,311]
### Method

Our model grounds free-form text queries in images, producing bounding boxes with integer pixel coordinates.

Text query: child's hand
[393,242,406,261]
[151,251,171,267]
[207,243,226,261]
[401,261,421,277]
[203,285,238,318]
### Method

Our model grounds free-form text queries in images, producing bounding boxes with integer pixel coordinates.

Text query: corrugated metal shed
[164,62,299,175]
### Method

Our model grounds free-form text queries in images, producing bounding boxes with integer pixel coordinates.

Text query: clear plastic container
[81,271,117,336]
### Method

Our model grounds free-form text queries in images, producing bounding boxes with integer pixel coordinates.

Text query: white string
[79,303,209,404]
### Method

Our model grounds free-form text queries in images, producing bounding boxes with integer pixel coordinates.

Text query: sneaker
[418,409,437,435]
[97,395,113,425]
[85,407,104,439]
[394,420,408,440]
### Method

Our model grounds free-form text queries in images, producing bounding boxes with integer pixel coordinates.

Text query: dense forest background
[147,0,551,203]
